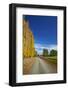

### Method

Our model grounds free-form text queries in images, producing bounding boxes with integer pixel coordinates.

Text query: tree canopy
[43,49,48,56]
[50,49,57,56]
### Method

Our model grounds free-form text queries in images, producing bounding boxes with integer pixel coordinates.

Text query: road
[29,57,57,74]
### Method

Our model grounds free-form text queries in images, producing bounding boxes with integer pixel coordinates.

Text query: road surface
[29,57,57,74]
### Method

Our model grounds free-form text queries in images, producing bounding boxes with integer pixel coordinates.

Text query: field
[23,57,36,74]
[45,56,57,64]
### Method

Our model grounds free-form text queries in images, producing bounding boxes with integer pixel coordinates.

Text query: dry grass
[23,57,36,75]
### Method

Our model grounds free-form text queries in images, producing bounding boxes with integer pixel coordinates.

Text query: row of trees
[43,49,57,56]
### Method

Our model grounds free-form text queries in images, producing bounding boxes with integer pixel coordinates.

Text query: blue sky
[24,15,57,54]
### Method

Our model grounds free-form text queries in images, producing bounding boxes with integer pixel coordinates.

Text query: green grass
[45,56,57,64]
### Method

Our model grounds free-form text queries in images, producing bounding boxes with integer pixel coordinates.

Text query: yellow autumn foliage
[23,20,35,58]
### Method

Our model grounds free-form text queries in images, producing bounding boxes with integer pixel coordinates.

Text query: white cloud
[35,48,43,55]
[35,43,57,55]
